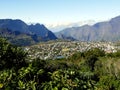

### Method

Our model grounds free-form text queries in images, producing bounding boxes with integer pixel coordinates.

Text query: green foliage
[0,37,27,69]
[41,69,96,90]
[85,54,98,71]
[96,75,120,90]
[107,50,120,57]
[0,38,120,89]
[76,48,105,71]
[69,52,84,61]
[84,48,105,57]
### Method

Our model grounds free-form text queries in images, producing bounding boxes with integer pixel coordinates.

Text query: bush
[0,37,27,69]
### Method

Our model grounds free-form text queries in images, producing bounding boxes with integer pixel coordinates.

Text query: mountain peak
[56,15,120,41]
[0,19,57,46]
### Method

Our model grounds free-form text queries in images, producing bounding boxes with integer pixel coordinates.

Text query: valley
[1,0,120,89]
[25,40,118,60]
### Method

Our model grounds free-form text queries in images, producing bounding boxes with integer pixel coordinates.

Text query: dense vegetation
[0,37,120,90]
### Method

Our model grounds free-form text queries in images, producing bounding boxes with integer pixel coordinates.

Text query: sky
[0,0,120,26]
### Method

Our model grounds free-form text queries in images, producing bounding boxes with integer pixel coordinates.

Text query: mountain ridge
[0,19,57,46]
[55,15,120,41]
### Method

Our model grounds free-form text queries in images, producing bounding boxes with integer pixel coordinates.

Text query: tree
[0,37,27,69]
[84,48,105,71]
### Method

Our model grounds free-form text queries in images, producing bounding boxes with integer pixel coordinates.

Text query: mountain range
[55,15,120,41]
[0,15,120,46]
[0,19,57,46]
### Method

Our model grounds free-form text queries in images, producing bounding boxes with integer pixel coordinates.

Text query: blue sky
[0,0,120,25]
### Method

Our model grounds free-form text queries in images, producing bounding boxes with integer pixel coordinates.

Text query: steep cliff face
[0,19,57,46]
[56,16,120,41]
[29,24,57,40]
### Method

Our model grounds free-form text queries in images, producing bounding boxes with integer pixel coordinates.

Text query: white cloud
[46,20,97,32]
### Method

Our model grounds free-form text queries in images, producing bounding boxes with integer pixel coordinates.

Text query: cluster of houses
[25,41,118,60]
